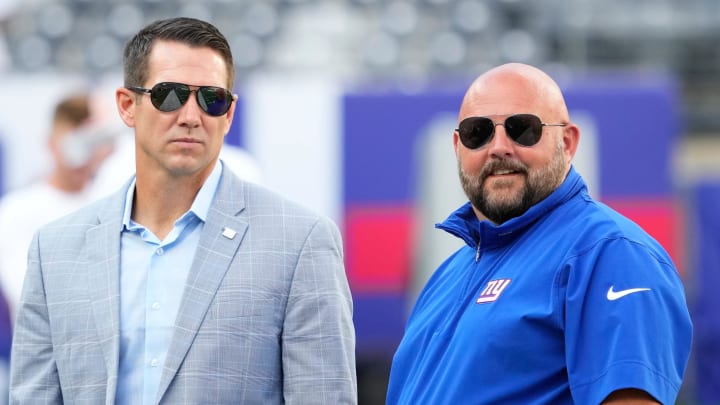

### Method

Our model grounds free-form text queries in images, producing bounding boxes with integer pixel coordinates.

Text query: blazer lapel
[86,186,127,404]
[156,169,248,402]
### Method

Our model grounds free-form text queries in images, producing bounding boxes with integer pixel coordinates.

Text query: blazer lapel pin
[221,227,237,240]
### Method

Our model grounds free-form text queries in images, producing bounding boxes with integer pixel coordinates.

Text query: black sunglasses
[456,114,566,149]
[127,82,234,117]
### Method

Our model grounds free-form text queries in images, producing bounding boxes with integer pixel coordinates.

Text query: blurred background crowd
[0,0,719,404]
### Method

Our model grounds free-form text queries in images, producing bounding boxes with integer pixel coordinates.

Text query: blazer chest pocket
[207,297,279,320]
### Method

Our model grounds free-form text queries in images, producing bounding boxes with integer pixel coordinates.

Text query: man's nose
[177,91,202,126]
[486,123,514,157]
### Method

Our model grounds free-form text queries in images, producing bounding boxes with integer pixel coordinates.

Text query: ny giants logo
[476,278,512,304]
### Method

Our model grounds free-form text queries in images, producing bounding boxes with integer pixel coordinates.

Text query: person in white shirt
[0,93,114,316]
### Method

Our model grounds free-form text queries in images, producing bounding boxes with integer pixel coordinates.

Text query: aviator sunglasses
[127,82,234,117]
[456,114,566,149]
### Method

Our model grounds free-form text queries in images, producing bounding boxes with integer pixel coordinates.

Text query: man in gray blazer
[9,17,356,404]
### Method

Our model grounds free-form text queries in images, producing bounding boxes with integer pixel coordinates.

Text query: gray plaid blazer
[9,167,357,404]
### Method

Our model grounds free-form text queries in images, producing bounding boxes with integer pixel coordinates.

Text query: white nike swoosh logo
[607,286,651,301]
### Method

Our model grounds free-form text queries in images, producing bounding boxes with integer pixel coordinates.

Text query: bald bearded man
[387,63,692,405]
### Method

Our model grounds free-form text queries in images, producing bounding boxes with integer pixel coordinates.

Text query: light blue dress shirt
[116,162,222,405]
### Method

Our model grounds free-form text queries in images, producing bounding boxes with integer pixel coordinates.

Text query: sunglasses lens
[197,87,232,117]
[458,117,495,149]
[151,83,190,112]
[505,114,542,146]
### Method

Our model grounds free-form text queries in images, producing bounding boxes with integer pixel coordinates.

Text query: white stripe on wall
[243,74,342,222]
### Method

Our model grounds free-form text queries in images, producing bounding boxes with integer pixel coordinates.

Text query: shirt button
[150,358,159,367]
[156,247,164,255]
[151,302,160,310]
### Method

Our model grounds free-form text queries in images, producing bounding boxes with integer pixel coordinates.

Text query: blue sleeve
[563,237,692,404]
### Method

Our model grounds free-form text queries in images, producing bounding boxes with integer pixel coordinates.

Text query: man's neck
[131,173,207,240]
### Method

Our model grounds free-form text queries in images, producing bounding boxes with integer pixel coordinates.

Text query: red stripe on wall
[604,198,685,277]
[344,205,413,293]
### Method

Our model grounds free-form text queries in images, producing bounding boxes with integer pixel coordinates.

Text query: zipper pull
[475,244,480,262]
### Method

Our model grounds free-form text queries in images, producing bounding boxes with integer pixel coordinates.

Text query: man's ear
[116,87,137,128]
[563,123,580,165]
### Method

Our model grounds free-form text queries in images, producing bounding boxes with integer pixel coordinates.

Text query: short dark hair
[123,17,235,89]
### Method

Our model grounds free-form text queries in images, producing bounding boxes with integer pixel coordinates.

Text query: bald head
[459,63,570,123]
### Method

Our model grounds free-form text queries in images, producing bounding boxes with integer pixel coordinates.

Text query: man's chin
[477,190,527,222]
[478,201,527,224]
[483,183,523,204]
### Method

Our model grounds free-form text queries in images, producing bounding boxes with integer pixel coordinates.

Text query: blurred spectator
[0,93,114,317]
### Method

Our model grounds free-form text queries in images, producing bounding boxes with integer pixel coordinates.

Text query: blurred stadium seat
[1,0,720,134]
